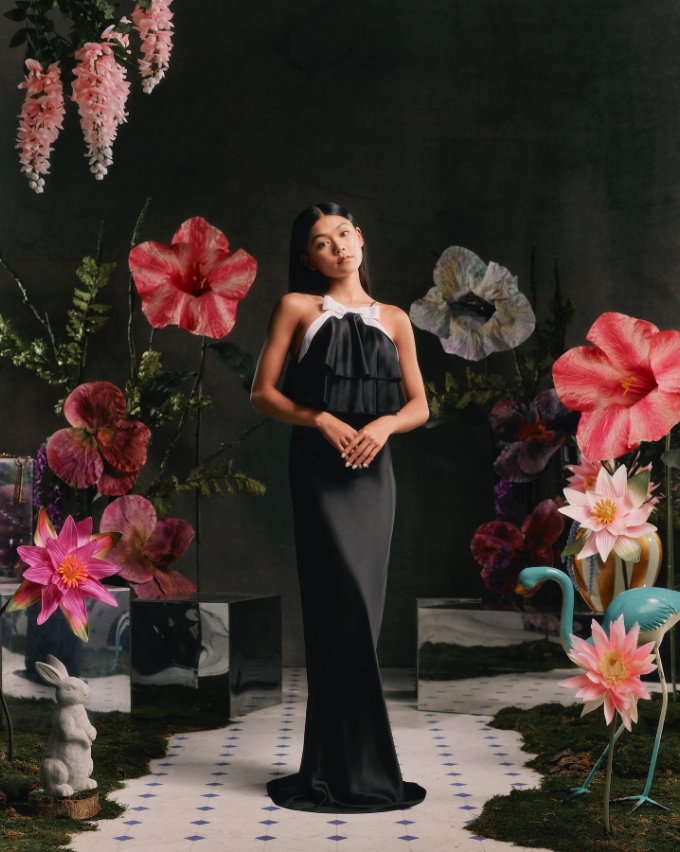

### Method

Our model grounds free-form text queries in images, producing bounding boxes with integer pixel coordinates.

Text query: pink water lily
[47,382,151,496]
[559,464,657,563]
[552,312,680,460]
[7,508,121,641]
[128,216,258,339]
[560,616,656,731]
[100,494,196,599]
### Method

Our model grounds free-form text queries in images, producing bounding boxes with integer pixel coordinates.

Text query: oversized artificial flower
[70,21,132,180]
[128,216,258,339]
[559,464,657,563]
[131,0,174,93]
[471,499,565,595]
[47,382,151,497]
[560,616,656,731]
[16,58,66,194]
[491,390,579,482]
[7,508,121,641]
[566,453,660,509]
[100,494,196,599]
[409,246,535,361]
[552,312,680,461]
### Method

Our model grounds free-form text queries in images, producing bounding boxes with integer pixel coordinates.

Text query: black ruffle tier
[282,312,403,414]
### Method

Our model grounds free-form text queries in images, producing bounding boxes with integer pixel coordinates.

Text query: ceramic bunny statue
[34,655,97,797]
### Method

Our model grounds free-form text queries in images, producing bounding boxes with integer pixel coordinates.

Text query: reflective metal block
[0,585,131,714]
[130,593,282,721]
[0,456,34,581]
[416,597,603,714]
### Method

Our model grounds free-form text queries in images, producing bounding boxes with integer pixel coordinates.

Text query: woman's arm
[251,295,362,453]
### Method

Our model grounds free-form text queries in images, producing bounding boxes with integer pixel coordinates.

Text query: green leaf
[138,0,153,9]
[4,8,28,21]
[562,536,586,557]
[9,28,27,46]
[209,342,257,391]
[627,469,651,504]
[662,448,680,470]
[139,371,193,422]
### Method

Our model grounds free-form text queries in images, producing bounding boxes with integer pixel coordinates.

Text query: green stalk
[194,337,207,591]
[126,198,152,382]
[0,604,14,760]
[665,431,677,700]
[603,715,617,838]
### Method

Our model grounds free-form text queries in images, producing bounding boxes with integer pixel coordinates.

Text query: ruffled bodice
[282,294,403,415]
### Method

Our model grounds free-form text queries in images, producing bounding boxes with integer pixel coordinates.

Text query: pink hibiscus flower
[128,216,257,339]
[47,382,151,497]
[560,615,656,731]
[6,508,121,641]
[100,494,196,599]
[552,312,680,460]
[559,464,657,563]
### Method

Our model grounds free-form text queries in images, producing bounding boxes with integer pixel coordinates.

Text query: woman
[250,201,429,813]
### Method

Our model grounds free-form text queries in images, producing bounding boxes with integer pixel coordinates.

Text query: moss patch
[418,639,573,680]
[0,695,232,852]
[467,695,680,851]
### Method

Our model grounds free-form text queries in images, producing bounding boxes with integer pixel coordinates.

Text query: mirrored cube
[130,593,282,722]
[416,597,604,714]
[0,585,131,714]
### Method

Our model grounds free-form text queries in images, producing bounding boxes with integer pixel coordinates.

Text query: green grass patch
[418,639,573,680]
[0,694,232,852]
[468,695,680,851]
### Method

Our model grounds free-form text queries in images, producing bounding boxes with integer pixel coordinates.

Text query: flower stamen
[599,650,629,686]
[620,375,638,396]
[58,554,88,589]
[592,497,617,524]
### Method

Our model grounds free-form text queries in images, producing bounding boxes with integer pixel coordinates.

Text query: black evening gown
[266,294,427,813]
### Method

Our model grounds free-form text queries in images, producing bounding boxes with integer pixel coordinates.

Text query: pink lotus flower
[100,495,196,599]
[15,58,66,194]
[128,217,258,339]
[559,464,657,563]
[131,0,174,93]
[566,453,660,508]
[70,21,132,179]
[6,508,121,641]
[47,382,151,497]
[552,312,680,460]
[559,615,656,731]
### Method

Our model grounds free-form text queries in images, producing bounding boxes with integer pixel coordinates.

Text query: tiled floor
[68,668,558,852]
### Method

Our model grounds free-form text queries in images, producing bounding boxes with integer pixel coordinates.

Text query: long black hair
[287,201,374,297]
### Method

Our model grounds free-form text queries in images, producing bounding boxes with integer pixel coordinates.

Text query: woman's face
[301,215,364,279]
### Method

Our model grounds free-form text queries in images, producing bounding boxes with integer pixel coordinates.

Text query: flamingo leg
[611,646,669,813]
[563,722,626,800]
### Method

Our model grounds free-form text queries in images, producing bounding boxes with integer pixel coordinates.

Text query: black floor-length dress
[266,294,427,813]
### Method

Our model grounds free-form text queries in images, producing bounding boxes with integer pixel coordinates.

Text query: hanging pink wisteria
[9,1,176,193]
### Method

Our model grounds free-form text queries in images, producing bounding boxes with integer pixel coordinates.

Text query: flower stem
[195,336,207,591]
[603,715,617,837]
[665,431,677,700]
[127,198,152,382]
[0,610,14,761]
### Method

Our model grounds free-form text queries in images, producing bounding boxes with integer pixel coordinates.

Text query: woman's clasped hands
[316,412,394,469]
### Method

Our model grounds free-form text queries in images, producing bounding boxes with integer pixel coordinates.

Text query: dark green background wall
[1,1,678,665]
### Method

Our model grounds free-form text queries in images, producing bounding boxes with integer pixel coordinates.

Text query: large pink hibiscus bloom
[7,507,121,641]
[128,216,257,339]
[47,382,151,496]
[100,494,196,599]
[552,312,680,460]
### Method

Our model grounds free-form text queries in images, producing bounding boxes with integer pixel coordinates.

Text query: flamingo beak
[515,582,528,596]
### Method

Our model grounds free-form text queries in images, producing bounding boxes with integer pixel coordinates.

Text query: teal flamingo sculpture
[516,566,680,812]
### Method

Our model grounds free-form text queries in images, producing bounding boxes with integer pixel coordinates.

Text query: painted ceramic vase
[572,530,663,613]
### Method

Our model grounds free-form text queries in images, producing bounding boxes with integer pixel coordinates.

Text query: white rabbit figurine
[34,654,98,798]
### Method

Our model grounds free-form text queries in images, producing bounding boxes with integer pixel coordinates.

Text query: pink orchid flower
[47,382,151,496]
[552,312,680,461]
[7,508,121,641]
[559,464,657,563]
[560,616,656,731]
[128,216,257,339]
[100,494,196,599]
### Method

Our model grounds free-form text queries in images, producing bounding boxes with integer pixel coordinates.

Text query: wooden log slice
[29,788,100,819]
